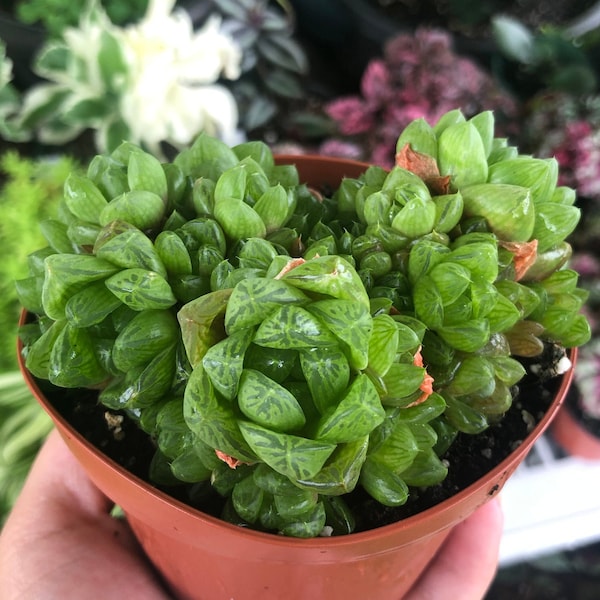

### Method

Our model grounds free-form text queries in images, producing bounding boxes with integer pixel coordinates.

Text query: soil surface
[37,342,567,534]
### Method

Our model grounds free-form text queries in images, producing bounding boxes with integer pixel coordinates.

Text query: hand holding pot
[0,428,503,600]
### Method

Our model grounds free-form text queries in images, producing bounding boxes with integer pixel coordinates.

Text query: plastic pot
[551,388,600,460]
[17,155,578,600]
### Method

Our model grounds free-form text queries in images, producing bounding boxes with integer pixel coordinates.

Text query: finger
[404,497,504,600]
[0,429,171,600]
[17,428,114,520]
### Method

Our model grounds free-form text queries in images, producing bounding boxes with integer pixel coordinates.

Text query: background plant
[13,0,150,37]
[315,28,518,167]
[17,109,590,537]
[0,0,243,157]
[0,151,75,524]
[210,0,309,133]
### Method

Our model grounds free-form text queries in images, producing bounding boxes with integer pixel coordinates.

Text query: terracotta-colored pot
[551,395,600,460]
[17,155,578,600]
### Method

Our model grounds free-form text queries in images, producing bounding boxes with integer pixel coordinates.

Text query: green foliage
[0,372,53,526]
[211,0,309,132]
[0,151,79,371]
[16,0,149,36]
[17,110,590,538]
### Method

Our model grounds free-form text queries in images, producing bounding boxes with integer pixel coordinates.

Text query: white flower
[119,0,243,154]
[0,43,13,90]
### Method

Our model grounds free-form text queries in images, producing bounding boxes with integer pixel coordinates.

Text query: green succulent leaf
[438,122,488,188]
[447,241,498,283]
[105,268,176,311]
[253,184,295,232]
[367,314,399,377]
[238,369,306,432]
[127,151,168,199]
[531,203,580,253]
[25,320,66,379]
[232,475,264,523]
[63,173,108,224]
[279,503,327,538]
[184,364,256,462]
[154,230,193,276]
[170,447,212,483]
[381,363,427,406]
[395,117,438,158]
[299,346,350,414]
[461,184,534,242]
[238,421,336,480]
[281,255,370,308]
[112,309,179,372]
[315,374,385,443]
[295,436,369,495]
[49,323,107,387]
[429,262,471,306]
[253,305,338,349]
[202,328,254,400]
[437,319,490,352]
[174,133,239,180]
[488,157,558,204]
[225,277,308,334]
[407,239,450,285]
[39,219,78,254]
[413,276,444,330]
[486,294,522,333]
[42,254,119,320]
[124,346,177,409]
[99,190,166,231]
[443,395,489,434]
[360,458,409,506]
[400,449,448,487]
[95,227,166,276]
[64,280,122,327]
[446,356,495,396]
[391,196,437,238]
[432,192,464,233]
[307,299,372,370]
[178,288,232,367]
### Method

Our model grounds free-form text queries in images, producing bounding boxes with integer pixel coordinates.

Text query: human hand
[0,429,171,599]
[0,429,503,600]
[405,495,504,600]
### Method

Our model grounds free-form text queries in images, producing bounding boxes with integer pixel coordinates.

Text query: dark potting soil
[39,342,566,534]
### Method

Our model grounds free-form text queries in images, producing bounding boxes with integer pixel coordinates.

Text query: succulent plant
[18,109,590,538]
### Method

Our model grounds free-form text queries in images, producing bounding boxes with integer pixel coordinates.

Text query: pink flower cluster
[320,28,517,168]
[544,121,600,200]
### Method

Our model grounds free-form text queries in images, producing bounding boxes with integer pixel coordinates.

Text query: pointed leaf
[49,324,107,387]
[299,346,350,414]
[202,329,253,400]
[295,436,369,495]
[282,255,369,308]
[184,364,256,462]
[178,288,232,367]
[253,305,338,349]
[225,277,308,334]
[315,374,385,443]
[307,299,372,370]
[105,268,176,310]
[112,309,179,371]
[238,421,335,480]
[63,173,108,224]
[95,227,166,276]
